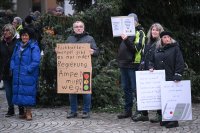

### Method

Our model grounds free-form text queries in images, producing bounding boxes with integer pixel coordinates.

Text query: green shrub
[183,68,200,103]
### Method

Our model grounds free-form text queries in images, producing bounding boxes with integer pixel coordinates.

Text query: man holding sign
[117,13,146,119]
[65,21,99,119]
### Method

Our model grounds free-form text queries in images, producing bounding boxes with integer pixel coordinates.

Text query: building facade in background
[14,0,73,18]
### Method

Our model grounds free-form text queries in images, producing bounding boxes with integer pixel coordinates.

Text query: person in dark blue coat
[10,27,41,120]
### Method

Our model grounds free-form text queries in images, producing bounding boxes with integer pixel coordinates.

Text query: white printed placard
[111,16,135,37]
[161,80,192,121]
[136,70,165,110]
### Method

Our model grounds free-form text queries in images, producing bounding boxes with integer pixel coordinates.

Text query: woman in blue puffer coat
[10,27,40,120]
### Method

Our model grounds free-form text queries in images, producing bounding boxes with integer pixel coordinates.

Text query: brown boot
[26,108,32,121]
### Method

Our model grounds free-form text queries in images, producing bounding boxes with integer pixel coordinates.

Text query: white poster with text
[161,80,192,121]
[136,70,165,110]
[111,16,135,37]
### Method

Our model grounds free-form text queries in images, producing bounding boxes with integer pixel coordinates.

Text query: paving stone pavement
[0,90,200,133]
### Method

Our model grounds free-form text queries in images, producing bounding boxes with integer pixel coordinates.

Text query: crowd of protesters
[0,6,185,129]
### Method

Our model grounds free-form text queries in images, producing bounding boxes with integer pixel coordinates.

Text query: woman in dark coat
[0,24,24,117]
[149,31,185,128]
[133,23,164,122]
[10,27,40,120]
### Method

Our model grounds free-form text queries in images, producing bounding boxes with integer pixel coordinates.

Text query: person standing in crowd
[23,15,35,29]
[117,13,146,119]
[54,6,64,16]
[23,15,42,49]
[149,31,185,128]
[0,24,24,117]
[66,21,99,119]
[12,17,23,38]
[10,27,41,120]
[133,23,164,122]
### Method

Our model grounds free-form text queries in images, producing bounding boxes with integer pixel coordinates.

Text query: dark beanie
[25,15,33,24]
[160,31,173,38]
[128,13,138,22]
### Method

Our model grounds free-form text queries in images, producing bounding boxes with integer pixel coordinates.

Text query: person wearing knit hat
[149,30,185,128]
[160,31,173,38]
[128,13,138,23]
[117,13,146,120]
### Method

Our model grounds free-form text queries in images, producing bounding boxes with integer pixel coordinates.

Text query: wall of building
[16,0,32,19]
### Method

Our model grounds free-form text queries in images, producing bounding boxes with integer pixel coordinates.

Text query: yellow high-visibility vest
[133,30,146,63]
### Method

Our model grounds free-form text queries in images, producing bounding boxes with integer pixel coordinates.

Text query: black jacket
[67,32,99,56]
[117,25,144,69]
[0,37,18,80]
[149,42,185,81]
[141,39,157,70]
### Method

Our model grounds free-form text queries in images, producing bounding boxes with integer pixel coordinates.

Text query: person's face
[151,26,160,39]
[21,33,30,44]
[3,28,12,39]
[73,22,84,34]
[12,19,18,28]
[161,35,172,45]
[55,9,63,16]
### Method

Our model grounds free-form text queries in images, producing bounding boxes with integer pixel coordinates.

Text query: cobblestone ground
[0,90,200,133]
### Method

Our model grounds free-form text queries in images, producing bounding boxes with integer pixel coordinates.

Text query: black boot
[117,111,132,119]
[19,106,25,118]
[131,111,149,122]
[165,121,179,128]
[5,107,15,117]
[160,121,169,126]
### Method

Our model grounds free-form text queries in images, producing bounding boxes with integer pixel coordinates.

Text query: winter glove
[173,73,182,81]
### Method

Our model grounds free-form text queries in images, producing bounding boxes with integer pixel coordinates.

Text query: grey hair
[1,24,16,40]
[146,23,164,48]
[13,17,23,25]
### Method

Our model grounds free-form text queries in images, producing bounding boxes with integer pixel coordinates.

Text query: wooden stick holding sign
[56,43,92,94]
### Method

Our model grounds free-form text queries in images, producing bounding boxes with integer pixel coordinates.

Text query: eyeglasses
[73,25,84,29]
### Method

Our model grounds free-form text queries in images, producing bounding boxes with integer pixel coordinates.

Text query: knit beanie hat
[128,13,138,22]
[160,31,173,38]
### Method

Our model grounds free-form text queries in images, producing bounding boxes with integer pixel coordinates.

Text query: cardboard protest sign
[56,43,92,94]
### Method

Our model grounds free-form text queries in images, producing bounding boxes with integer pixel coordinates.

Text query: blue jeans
[4,80,14,108]
[120,68,136,113]
[69,94,91,113]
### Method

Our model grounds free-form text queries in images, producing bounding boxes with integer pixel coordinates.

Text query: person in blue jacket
[10,27,41,120]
